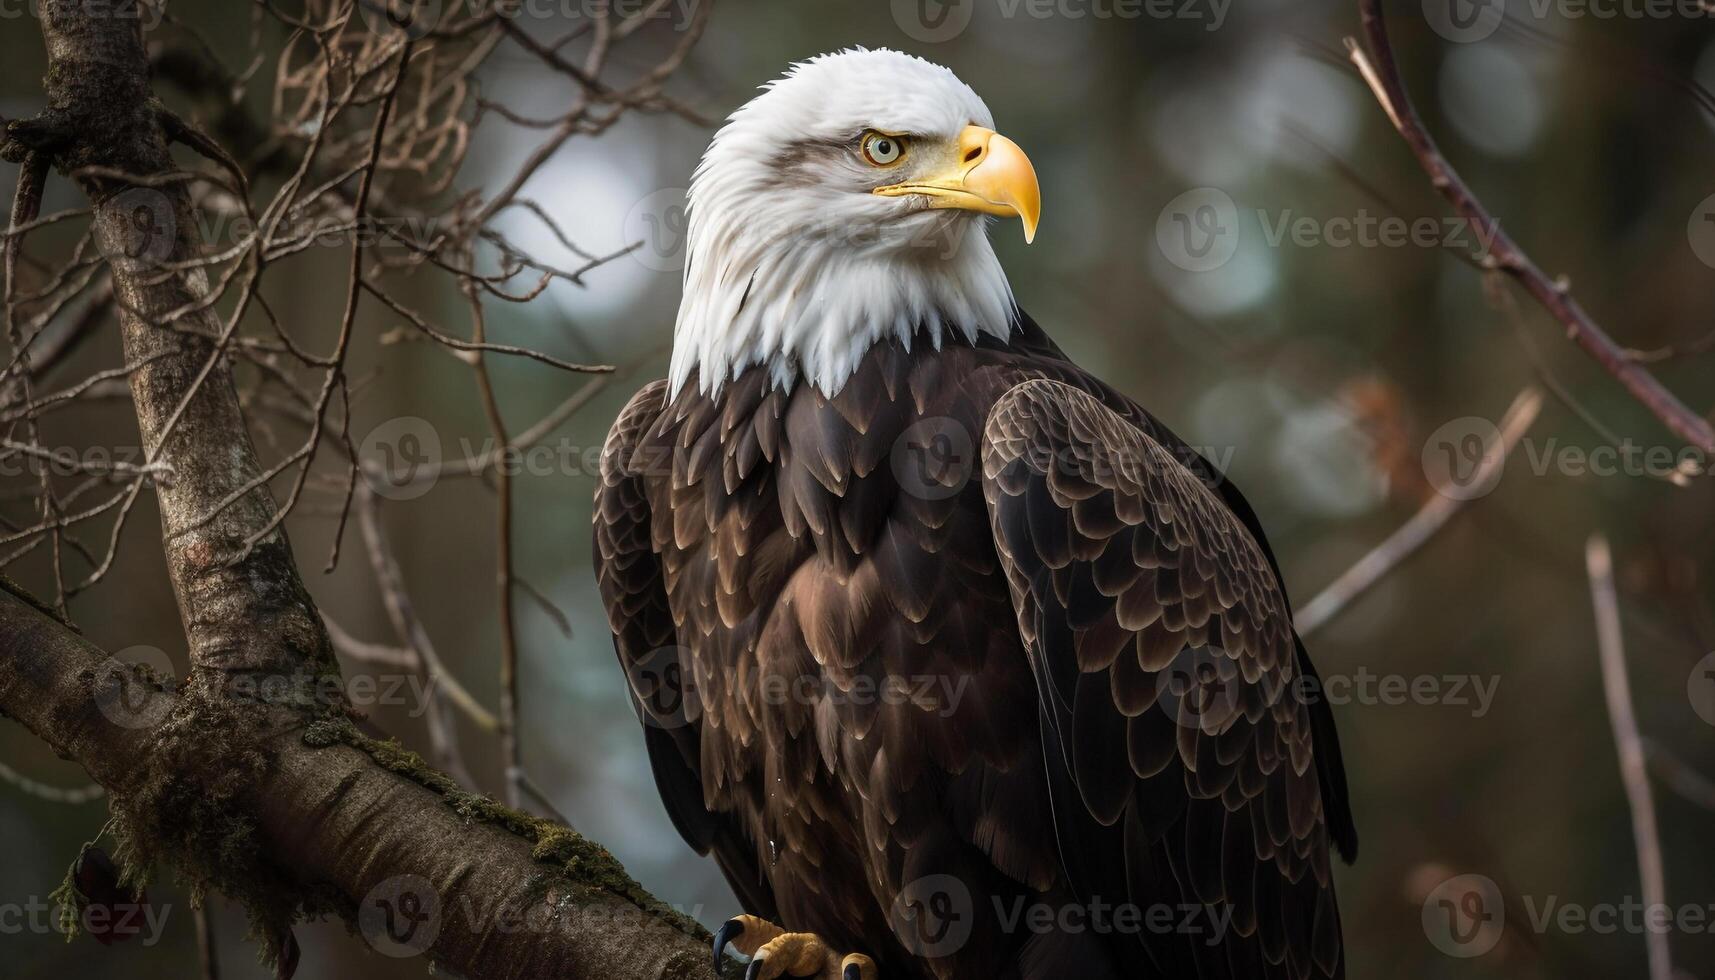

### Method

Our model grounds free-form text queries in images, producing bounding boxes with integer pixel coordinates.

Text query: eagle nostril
[964,145,984,164]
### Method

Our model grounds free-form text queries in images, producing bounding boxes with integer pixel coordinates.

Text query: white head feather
[668,48,1017,398]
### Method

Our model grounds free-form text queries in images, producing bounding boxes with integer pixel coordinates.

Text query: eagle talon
[714,914,784,973]
[713,918,745,974]
[712,917,875,980]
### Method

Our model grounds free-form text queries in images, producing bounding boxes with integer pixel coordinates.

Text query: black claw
[743,954,766,980]
[712,918,744,974]
[843,965,861,980]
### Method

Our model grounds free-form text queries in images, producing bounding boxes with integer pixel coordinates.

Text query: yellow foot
[712,914,876,980]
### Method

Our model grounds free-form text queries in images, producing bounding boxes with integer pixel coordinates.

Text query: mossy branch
[0,588,726,980]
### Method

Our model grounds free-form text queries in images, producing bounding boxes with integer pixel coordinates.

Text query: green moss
[47,867,83,943]
[300,719,708,941]
[99,687,314,969]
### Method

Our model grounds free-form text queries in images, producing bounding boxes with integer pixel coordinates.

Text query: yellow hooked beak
[873,124,1041,244]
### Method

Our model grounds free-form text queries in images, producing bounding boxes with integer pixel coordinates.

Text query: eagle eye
[860,131,906,167]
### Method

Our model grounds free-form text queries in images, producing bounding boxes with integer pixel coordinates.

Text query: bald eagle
[594,49,1356,980]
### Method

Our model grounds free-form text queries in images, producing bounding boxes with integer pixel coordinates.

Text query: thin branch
[194,904,220,980]
[1296,387,1542,637]
[321,611,416,668]
[464,279,523,809]
[1347,0,1715,454]
[1586,534,1673,980]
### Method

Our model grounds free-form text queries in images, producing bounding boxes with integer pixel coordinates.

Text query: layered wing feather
[981,378,1344,980]
[594,379,780,918]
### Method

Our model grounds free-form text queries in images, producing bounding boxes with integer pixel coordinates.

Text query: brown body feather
[593,315,1355,979]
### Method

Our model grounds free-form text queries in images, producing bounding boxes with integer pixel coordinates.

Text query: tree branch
[1347,0,1715,455]
[16,0,335,691]
[0,585,723,980]
[1585,535,1673,980]
[1296,387,1542,637]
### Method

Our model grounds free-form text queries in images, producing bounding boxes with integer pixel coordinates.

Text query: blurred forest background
[3,0,1715,977]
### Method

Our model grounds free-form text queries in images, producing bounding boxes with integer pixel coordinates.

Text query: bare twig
[1296,387,1542,636]
[1347,0,1715,454]
[463,279,523,808]
[195,904,220,980]
[1586,534,1673,980]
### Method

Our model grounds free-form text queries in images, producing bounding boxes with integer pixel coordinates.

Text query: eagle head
[668,48,1041,398]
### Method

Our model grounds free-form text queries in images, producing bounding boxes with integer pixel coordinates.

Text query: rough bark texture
[0,585,720,980]
[33,0,332,692]
[0,5,731,977]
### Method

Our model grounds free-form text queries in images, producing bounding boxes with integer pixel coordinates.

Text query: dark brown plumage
[594,314,1356,979]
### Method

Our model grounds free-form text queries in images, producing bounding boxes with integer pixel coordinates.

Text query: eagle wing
[593,379,778,919]
[981,378,1345,979]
